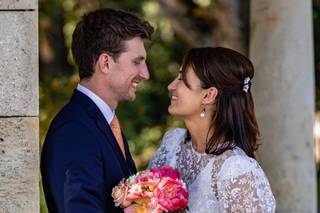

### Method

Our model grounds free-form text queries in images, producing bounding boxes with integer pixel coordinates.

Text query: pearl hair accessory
[242,77,251,93]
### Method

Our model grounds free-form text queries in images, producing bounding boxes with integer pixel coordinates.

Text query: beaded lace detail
[149,128,276,213]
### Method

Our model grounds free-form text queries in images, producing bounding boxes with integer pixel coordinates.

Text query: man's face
[108,37,149,102]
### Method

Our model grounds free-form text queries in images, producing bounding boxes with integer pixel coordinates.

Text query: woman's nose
[168,79,177,91]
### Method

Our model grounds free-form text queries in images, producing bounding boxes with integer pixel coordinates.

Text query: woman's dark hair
[181,47,259,158]
[71,8,154,79]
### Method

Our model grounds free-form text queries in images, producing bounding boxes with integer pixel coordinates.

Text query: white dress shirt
[77,84,115,124]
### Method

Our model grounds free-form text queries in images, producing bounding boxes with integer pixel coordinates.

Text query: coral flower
[154,177,188,212]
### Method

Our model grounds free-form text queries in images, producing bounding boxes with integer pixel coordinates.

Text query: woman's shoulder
[161,128,187,145]
[151,128,187,156]
[216,147,265,180]
[148,128,186,168]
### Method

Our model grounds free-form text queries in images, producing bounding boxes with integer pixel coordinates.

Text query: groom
[41,8,154,212]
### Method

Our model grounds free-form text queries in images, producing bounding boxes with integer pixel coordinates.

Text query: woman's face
[168,66,204,119]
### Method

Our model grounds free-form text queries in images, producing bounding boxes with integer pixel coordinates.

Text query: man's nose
[139,64,149,80]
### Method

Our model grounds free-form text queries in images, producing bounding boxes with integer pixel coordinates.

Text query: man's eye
[133,60,140,65]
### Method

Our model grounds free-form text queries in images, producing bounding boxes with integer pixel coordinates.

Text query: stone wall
[0,0,39,212]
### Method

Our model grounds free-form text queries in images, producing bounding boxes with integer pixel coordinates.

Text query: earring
[200,108,206,117]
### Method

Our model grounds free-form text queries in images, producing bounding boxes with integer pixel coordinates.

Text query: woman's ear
[202,87,218,105]
[96,53,112,74]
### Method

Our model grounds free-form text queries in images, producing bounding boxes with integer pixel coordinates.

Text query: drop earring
[200,107,206,117]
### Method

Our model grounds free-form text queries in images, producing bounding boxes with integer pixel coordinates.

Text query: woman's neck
[184,115,213,153]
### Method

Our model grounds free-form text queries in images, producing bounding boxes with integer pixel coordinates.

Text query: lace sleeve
[148,133,169,168]
[148,128,186,169]
[216,156,276,213]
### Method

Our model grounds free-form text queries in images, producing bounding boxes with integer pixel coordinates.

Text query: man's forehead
[123,48,146,59]
[124,37,146,53]
[120,50,144,59]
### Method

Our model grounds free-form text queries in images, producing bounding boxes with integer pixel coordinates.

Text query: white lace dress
[149,128,276,213]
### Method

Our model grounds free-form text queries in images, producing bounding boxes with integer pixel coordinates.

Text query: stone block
[0,117,39,213]
[0,11,38,116]
[0,0,37,10]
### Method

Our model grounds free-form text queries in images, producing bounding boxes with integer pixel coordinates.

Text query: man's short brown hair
[71,8,154,79]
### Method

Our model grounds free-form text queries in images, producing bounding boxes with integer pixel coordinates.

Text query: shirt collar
[76,84,115,124]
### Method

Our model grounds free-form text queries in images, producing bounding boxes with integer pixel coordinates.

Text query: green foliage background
[39,0,320,212]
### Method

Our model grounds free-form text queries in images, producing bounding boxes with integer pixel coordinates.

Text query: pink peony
[133,171,161,198]
[151,165,180,180]
[111,180,132,208]
[126,184,144,200]
[154,177,188,212]
[134,171,160,183]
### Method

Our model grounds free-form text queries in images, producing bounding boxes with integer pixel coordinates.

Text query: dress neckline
[190,141,208,156]
[185,139,213,158]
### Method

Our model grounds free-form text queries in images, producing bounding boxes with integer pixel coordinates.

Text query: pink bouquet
[111,165,189,213]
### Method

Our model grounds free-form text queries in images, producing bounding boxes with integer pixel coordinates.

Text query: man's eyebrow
[134,56,145,61]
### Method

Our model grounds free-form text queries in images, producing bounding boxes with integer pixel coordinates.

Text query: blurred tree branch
[157,0,249,54]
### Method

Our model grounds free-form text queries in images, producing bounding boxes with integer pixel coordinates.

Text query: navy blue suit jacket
[41,90,137,213]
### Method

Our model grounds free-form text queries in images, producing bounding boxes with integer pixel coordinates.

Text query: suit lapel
[71,90,132,177]
[122,135,137,174]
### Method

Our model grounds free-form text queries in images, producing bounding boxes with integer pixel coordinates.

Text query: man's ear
[96,52,112,74]
[202,87,218,105]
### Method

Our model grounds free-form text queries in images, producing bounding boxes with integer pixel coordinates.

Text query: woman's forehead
[181,63,192,73]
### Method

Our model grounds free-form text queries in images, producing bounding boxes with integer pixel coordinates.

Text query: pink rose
[151,166,180,180]
[111,180,132,208]
[154,177,188,212]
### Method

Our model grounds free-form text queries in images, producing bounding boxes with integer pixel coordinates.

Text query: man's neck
[80,78,118,111]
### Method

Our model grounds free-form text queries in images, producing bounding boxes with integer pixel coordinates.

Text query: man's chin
[126,89,137,101]
[126,94,136,102]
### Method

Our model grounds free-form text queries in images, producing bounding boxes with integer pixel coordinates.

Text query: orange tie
[110,115,126,158]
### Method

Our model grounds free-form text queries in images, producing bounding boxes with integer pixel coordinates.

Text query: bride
[149,47,276,212]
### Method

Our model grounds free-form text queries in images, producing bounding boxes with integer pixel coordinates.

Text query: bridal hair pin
[242,77,251,93]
